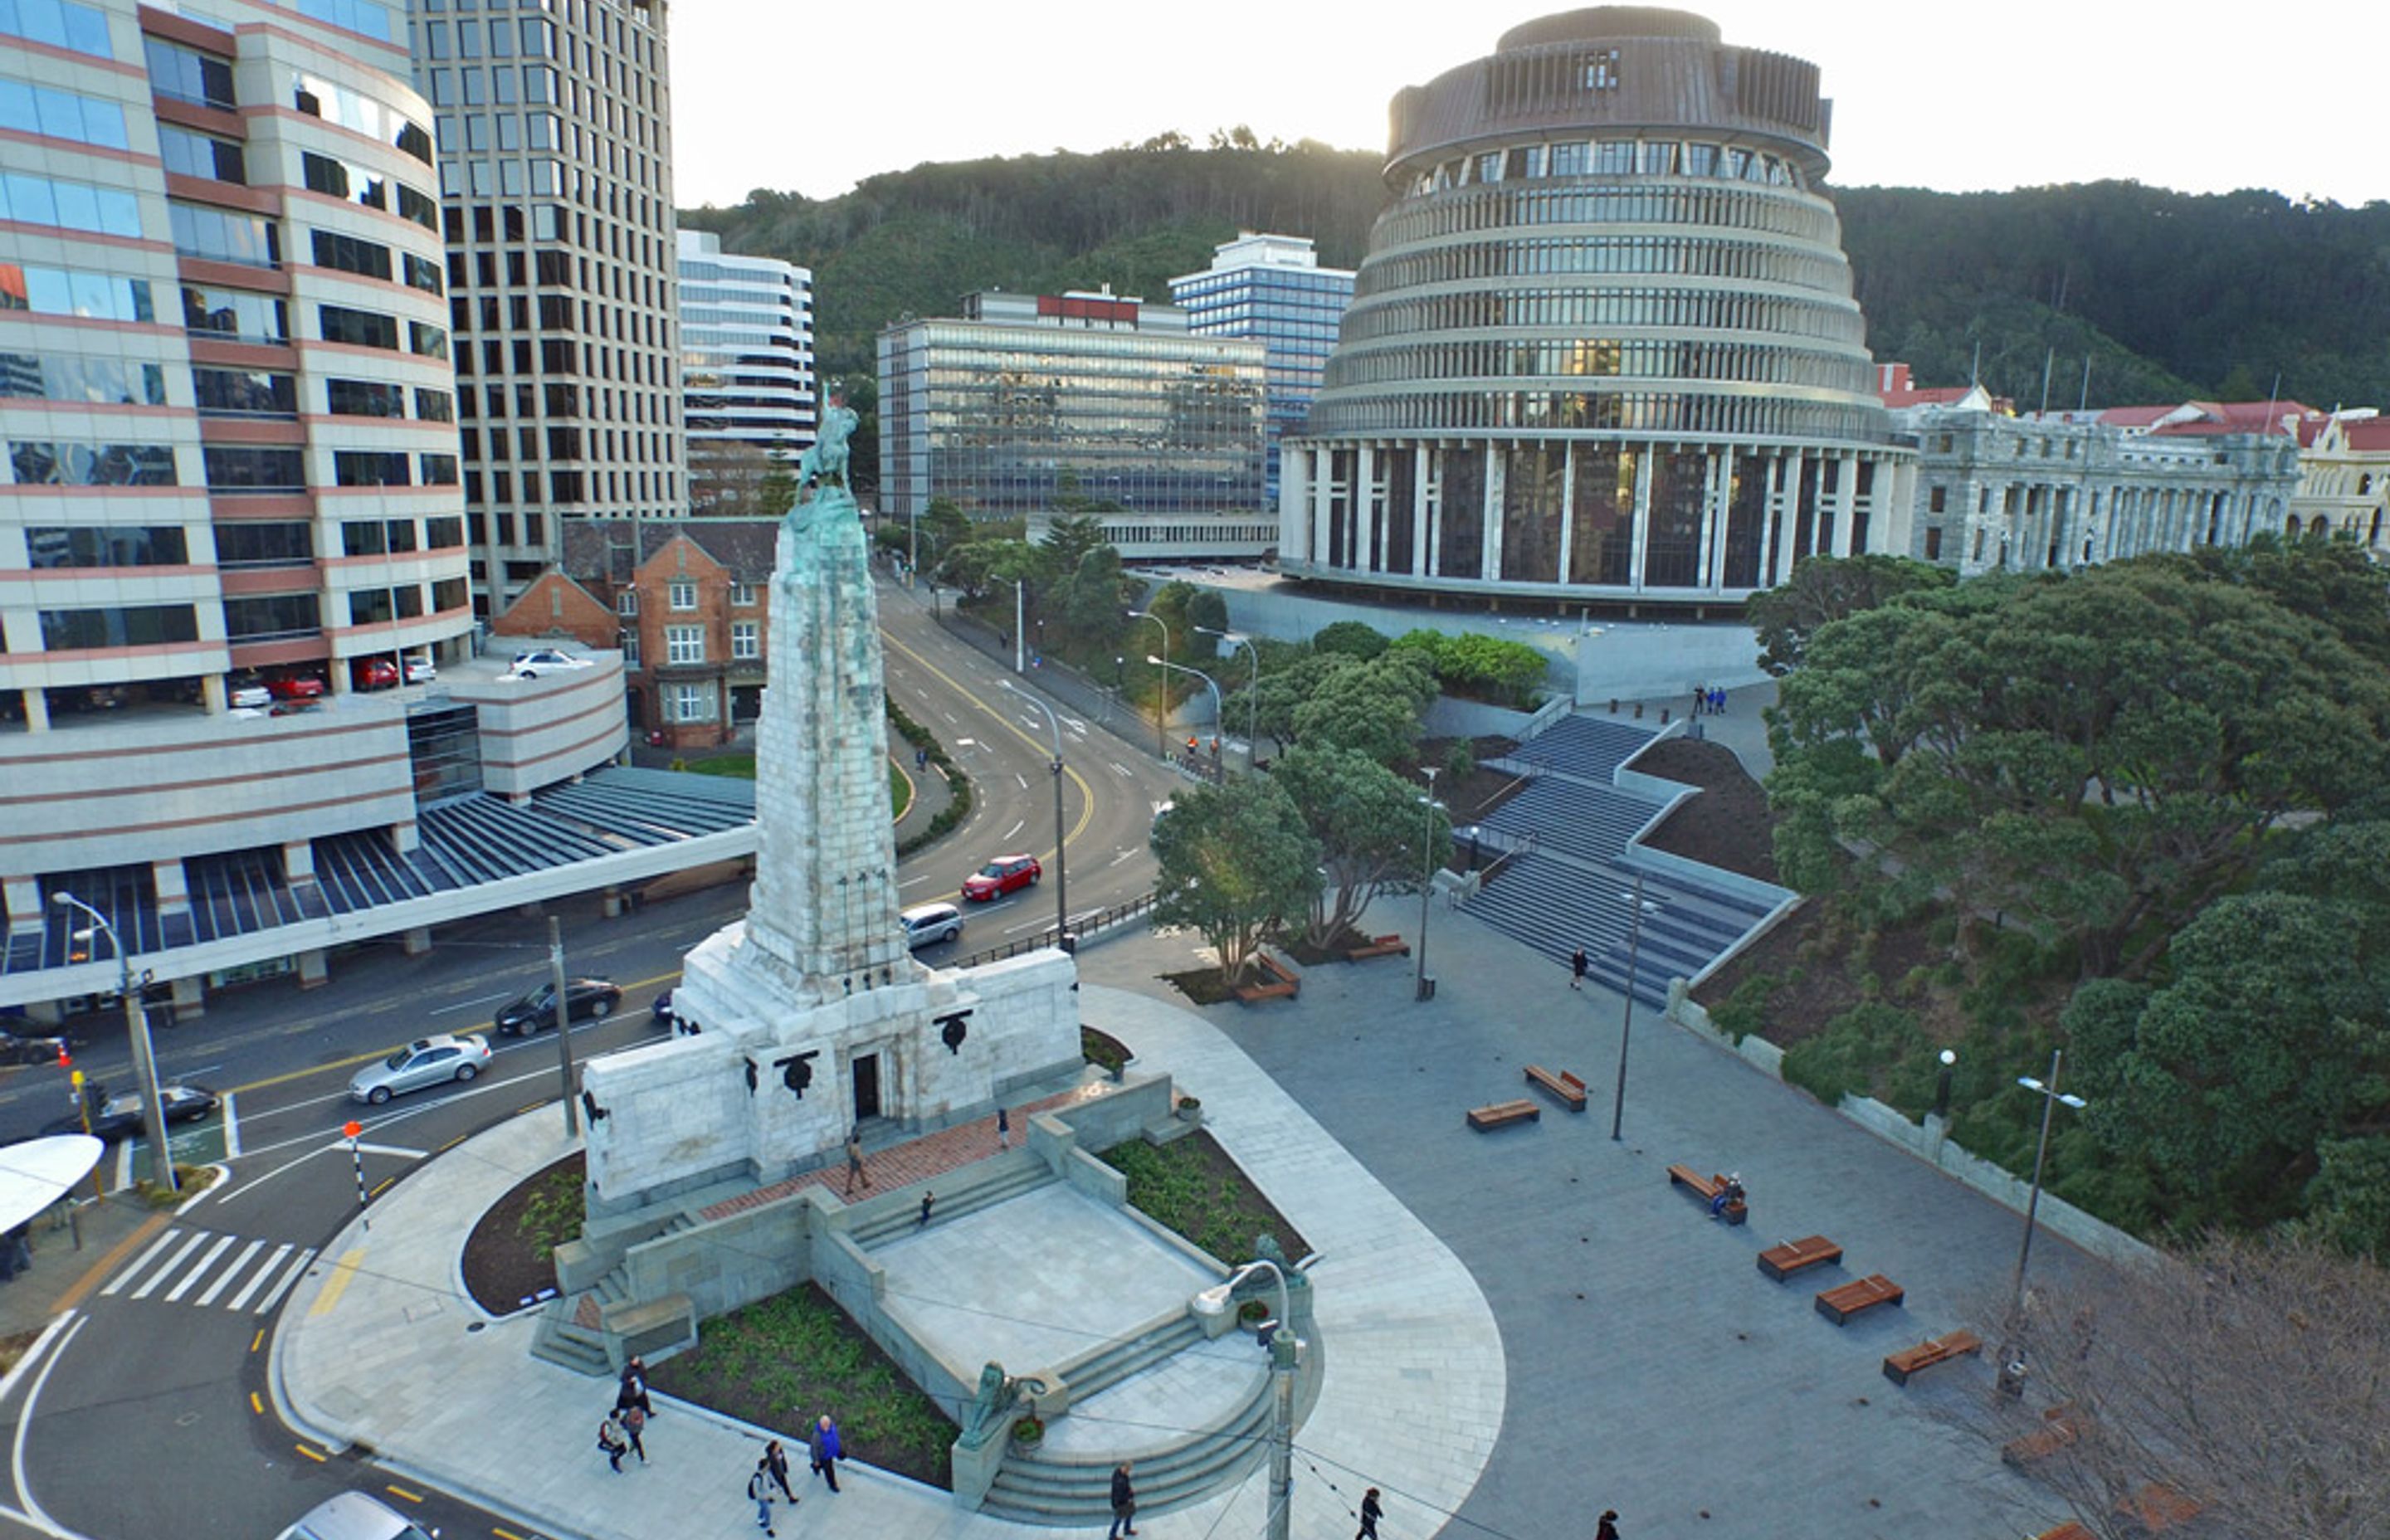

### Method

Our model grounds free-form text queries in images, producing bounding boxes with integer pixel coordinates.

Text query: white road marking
[350,1142,427,1160]
[101,1228,182,1297]
[899,874,937,889]
[941,711,958,724]
[253,1246,316,1313]
[129,1231,206,1300]
[429,990,514,1016]
[164,1235,236,1302]
[222,1242,290,1311]
[194,1239,263,1306]
[222,1092,241,1157]
[1110,849,1137,866]
[114,1141,132,1191]
[1013,774,1028,790]
[1002,820,1024,841]
[1110,763,1134,778]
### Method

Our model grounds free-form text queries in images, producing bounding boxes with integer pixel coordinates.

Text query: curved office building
[1279,7,1911,606]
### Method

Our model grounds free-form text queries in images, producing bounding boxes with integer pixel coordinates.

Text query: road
[0,573,1179,1540]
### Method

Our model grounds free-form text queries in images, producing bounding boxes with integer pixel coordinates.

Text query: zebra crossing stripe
[101,1228,182,1298]
[194,1239,264,1308]
[163,1235,236,1303]
[252,1247,316,1315]
[223,1244,290,1312]
[129,1233,206,1301]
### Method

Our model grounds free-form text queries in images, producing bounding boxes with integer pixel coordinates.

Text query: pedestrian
[1570,947,1588,990]
[747,1458,779,1535]
[1691,684,1705,717]
[843,1129,869,1196]
[810,1412,843,1493]
[597,1414,628,1474]
[1108,1460,1137,1538]
[764,1438,797,1502]
[1711,686,1726,715]
[620,1402,647,1464]
[997,1105,1010,1150]
[1357,1486,1383,1538]
[1597,1508,1622,1540]
[616,1355,653,1419]
[919,1189,934,1229]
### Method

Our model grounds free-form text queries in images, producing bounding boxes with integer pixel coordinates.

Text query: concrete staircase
[529,1212,698,1375]
[849,1156,1056,1249]
[982,1355,1273,1525]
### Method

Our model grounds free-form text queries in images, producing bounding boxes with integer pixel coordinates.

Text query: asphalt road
[0,572,1180,1540]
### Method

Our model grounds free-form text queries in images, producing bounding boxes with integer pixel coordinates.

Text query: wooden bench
[2118,1484,2202,1534]
[1882,1328,1982,1384]
[1816,1274,1905,1325]
[1232,953,1302,1004]
[2002,1404,2085,1469]
[1756,1234,1841,1281]
[1466,1099,1541,1132]
[1666,1164,1748,1225]
[1344,932,1411,962]
[1524,1065,1588,1112]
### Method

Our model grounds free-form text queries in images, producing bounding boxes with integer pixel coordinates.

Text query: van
[901,901,963,949]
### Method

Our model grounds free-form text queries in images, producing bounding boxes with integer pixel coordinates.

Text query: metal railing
[951,889,1158,971]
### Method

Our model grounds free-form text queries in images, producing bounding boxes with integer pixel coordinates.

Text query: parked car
[227,672,271,710]
[0,1027,72,1066]
[266,672,326,701]
[275,1491,437,1540]
[493,977,622,1036]
[962,854,1041,902]
[509,648,592,677]
[901,901,964,948]
[43,1082,218,1139]
[402,653,437,684]
[347,1034,491,1104]
[351,657,399,691]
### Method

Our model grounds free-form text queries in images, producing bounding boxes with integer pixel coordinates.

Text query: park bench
[2002,1404,2085,1469]
[1232,953,1301,1005]
[1524,1065,1588,1112]
[1881,1328,1983,1385]
[1344,933,1411,962]
[1666,1164,1748,1225]
[1816,1274,1905,1325]
[1756,1234,1841,1281]
[2118,1484,2202,1533]
[1466,1099,1541,1132]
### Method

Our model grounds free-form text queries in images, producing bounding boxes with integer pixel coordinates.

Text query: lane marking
[368,1176,395,1198]
[1001,820,1024,841]
[194,1239,263,1307]
[223,1243,291,1311]
[163,1234,236,1302]
[295,1444,325,1462]
[352,1142,427,1161]
[251,1328,265,1352]
[129,1231,205,1300]
[12,1313,87,1538]
[1110,762,1134,778]
[384,1485,424,1504]
[255,1245,315,1314]
[95,1221,179,1299]
[427,990,514,1016]
[222,1091,241,1157]
[1110,849,1136,866]
[877,631,1099,847]
[250,1391,263,1414]
[313,1253,368,1323]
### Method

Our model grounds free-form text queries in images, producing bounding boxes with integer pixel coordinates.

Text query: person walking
[1597,1508,1622,1540]
[616,1356,653,1419]
[1357,1486,1383,1538]
[1690,684,1705,718]
[810,1412,843,1493]
[763,1438,797,1502]
[619,1402,647,1464]
[597,1414,628,1474]
[1570,947,1588,990]
[919,1189,935,1229]
[1710,686,1726,715]
[843,1129,869,1196]
[1108,1460,1137,1538]
[997,1104,1010,1150]
[747,1458,780,1535]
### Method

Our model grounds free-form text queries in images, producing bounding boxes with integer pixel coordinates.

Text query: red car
[351,657,399,690]
[265,672,326,700]
[963,854,1041,902]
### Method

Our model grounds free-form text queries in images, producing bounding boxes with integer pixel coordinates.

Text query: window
[730,621,758,660]
[618,627,640,666]
[12,440,177,485]
[310,230,391,281]
[201,446,300,490]
[402,253,442,295]
[666,682,710,721]
[0,352,166,406]
[1,170,142,237]
[729,581,758,607]
[665,624,703,665]
[319,304,399,349]
[2,262,154,324]
[169,202,280,268]
[1924,526,1944,562]
[193,367,296,417]
[1928,485,1948,514]
[144,38,234,110]
[432,576,466,612]
[41,604,199,650]
[408,321,447,358]
[414,387,454,422]
[425,515,464,548]
[665,580,700,611]
[0,76,124,149]
[181,284,285,342]
[26,525,188,568]
[334,451,410,487]
[348,587,393,625]
[292,72,432,164]
[617,589,638,616]
[213,522,311,566]
[156,124,245,183]
[418,453,459,485]
[326,378,407,417]
[2,0,114,58]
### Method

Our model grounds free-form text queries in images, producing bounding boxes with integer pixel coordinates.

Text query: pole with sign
[344,1119,368,1231]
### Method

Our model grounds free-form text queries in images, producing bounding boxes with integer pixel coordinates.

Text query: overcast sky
[668,2,2380,212]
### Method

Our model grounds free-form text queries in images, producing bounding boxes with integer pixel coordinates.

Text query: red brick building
[492,519,776,750]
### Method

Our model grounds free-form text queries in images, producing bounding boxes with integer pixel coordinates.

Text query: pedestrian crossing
[100,1226,315,1315]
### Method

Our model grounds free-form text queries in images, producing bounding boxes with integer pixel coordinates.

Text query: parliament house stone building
[1279,7,1913,607]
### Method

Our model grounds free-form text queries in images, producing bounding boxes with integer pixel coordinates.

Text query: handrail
[952,889,1158,971]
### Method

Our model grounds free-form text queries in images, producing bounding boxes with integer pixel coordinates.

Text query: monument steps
[849,1159,1057,1249]
[1054,1313,1204,1405]
[983,1377,1274,1524]
[529,1309,615,1376]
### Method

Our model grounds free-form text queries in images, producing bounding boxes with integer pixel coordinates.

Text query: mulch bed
[461,1151,583,1314]
[1081,1024,1131,1075]
[1632,737,1780,884]
[1162,967,1241,1006]
[1100,1128,1314,1266]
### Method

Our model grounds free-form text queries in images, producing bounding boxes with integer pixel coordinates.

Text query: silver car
[276,1492,437,1540]
[348,1033,492,1104]
[902,901,964,948]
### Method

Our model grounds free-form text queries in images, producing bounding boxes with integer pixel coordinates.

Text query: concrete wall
[455,654,631,797]
[1422,695,1537,742]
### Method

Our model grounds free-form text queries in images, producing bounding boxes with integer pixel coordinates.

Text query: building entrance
[851,1052,880,1121]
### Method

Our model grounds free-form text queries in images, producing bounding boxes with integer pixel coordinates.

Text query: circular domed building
[1279,7,1912,608]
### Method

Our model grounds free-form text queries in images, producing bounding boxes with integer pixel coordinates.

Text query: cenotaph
[577,407,1080,1219]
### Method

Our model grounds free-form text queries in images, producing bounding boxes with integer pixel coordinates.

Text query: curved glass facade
[1281,7,1913,603]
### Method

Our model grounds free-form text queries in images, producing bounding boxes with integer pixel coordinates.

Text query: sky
[667,2,2383,212]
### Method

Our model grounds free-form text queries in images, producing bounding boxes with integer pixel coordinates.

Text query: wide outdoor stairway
[849,1159,1057,1249]
[529,1211,700,1375]
[1468,713,1789,1005]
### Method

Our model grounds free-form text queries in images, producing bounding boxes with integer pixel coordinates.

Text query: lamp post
[550,915,579,1136]
[1193,1258,1302,1540]
[52,890,174,1192]
[2011,1049,2087,1316]
[1002,682,1071,949]
[1932,1048,1958,1123]
[1128,611,1168,758]
[1415,768,1440,1002]
[1146,655,1222,779]
[1609,874,1656,1142]
[1195,626,1261,762]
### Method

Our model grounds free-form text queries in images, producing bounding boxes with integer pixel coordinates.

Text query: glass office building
[877,290,1266,524]
[1169,232,1353,505]
[677,229,815,514]
[1280,7,1912,607]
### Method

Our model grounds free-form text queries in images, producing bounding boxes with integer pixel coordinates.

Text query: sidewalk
[0,1191,162,1343]
[270,986,1502,1540]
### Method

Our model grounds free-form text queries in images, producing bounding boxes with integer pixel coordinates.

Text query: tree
[1291,651,1438,766]
[1311,620,1388,661]
[1048,544,1132,650]
[1746,553,1956,676]
[1150,776,1319,984]
[1272,747,1452,948]
[1038,513,1108,577]
[1238,652,1355,751]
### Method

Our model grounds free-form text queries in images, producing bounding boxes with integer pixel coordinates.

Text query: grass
[518,1165,585,1263]
[677,753,912,820]
[651,1283,956,1488]
[1100,1130,1311,1265]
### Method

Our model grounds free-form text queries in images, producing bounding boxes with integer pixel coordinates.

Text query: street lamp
[1128,610,1168,758]
[1415,768,1440,1002]
[1146,655,1222,778]
[2011,1049,2088,1315]
[1002,681,1071,950]
[1195,626,1261,762]
[52,890,175,1193]
[1609,874,1657,1142]
[1193,1256,1305,1540]
[1932,1048,1958,1123]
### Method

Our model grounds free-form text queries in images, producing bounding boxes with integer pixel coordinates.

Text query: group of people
[589,1354,846,1537]
[1690,684,1730,715]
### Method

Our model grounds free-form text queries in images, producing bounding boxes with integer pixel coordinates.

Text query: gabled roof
[558,519,781,585]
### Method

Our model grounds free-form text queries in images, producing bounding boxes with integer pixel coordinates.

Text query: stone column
[1481,448,1506,582]
[1413,445,1433,578]
[1356,444,1378,572]
[1554,442,1577,584]
[153,860,191,925]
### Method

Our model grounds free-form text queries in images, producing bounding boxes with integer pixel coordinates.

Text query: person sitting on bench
[1710,1173,1746,1220]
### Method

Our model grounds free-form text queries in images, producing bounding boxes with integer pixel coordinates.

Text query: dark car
[962,854,1041,902]
[44,1082,219,1140]
[493,977,622,1036]
[0,1028,71,1067]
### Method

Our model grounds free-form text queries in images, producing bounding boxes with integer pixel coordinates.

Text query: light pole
[1609,873,1656,1141]
[906,503,918,588]
[1193,1257,1303,1540]
[1146,655,1222,778]
[2011,1049,2087,1316]
[550,915,579,1136]
[1195,626,1261,762]
[1128,610,1168,758]
[1002,682,1071,949]
[1415,768,1440,1002]
[1932,1048,1958,1123]
[52,890,175,1192]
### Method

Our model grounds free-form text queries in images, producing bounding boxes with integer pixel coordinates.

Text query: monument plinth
[579,409,1081,1218]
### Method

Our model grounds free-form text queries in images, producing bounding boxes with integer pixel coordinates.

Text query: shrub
[1709,971,1779,1044]
[1781,1001,1928,1109]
